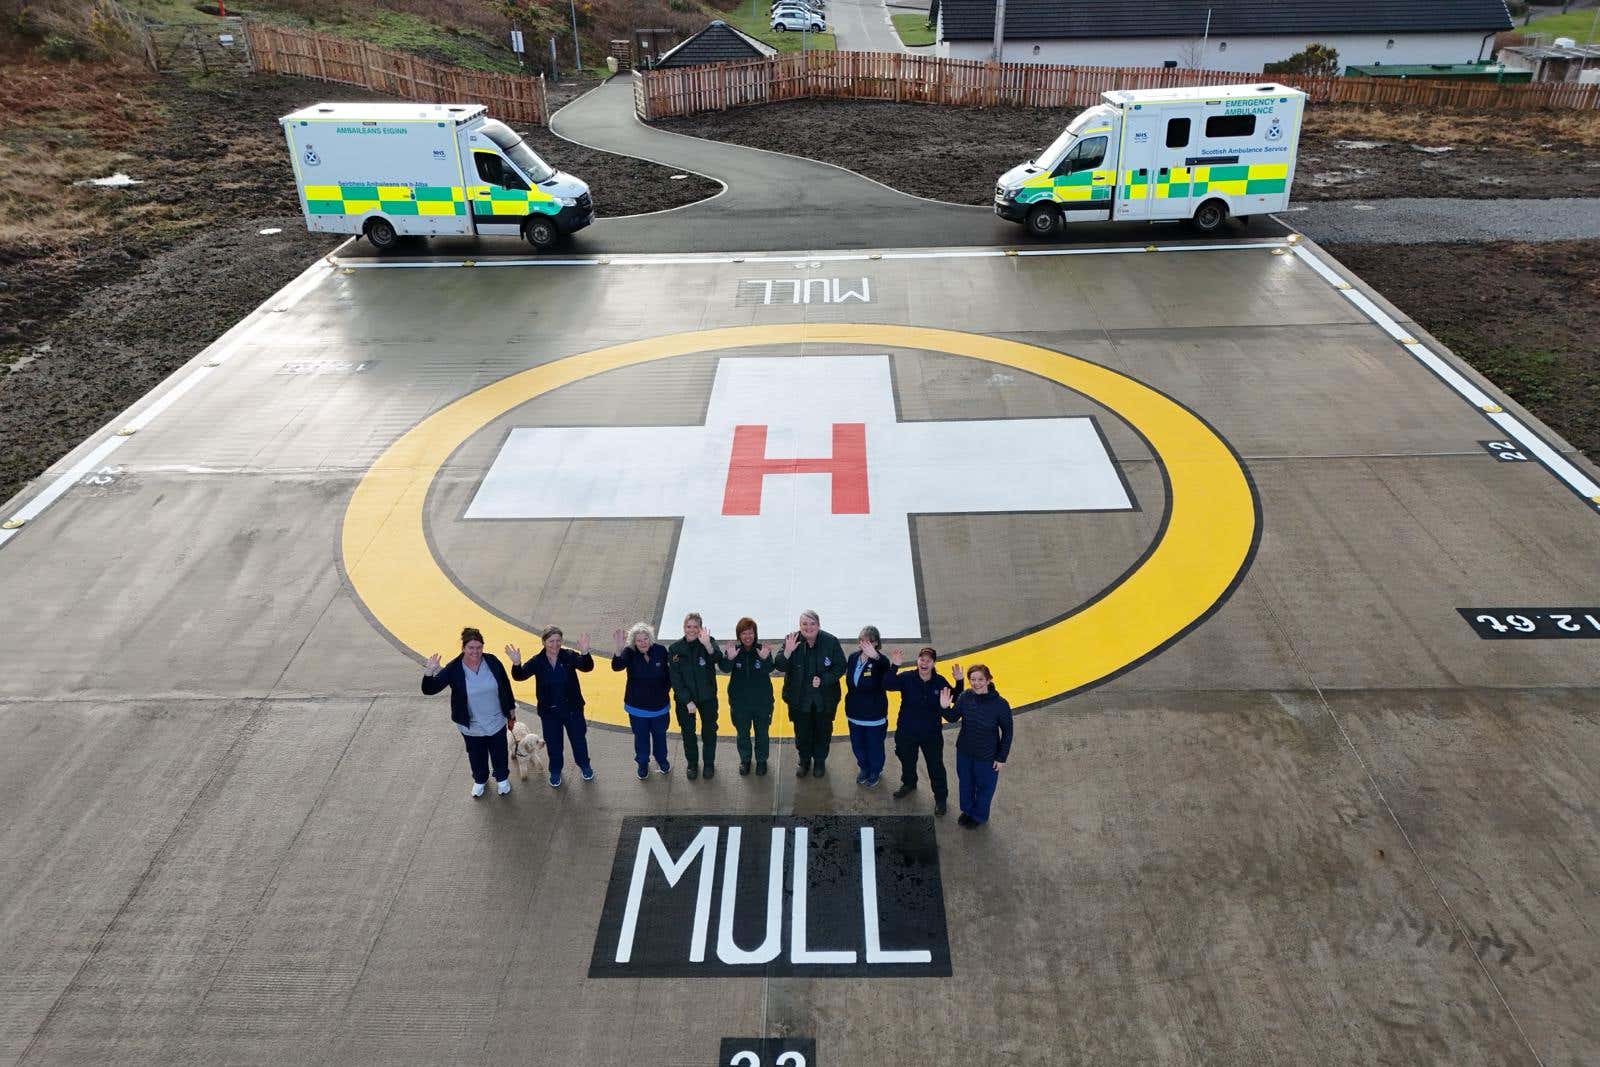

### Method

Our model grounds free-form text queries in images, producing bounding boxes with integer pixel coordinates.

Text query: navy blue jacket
[843,650,894,723]
[886,666,953,736]
[611,643,671,711]
[421,653,516,728]
[947,688,1014,762]
[511,647,595,714]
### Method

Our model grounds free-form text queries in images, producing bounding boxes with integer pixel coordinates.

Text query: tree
[1264,42,1340,77]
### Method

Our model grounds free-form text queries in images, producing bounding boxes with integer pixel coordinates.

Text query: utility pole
[1200,6,1211,66]
[570,0,582,72]
[991,0,1005,63]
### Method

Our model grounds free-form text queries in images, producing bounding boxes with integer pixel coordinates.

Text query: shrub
[1264,42,1340,77]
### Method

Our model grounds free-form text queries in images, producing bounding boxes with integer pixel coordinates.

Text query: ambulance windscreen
[480,119,556,183]
[1037,108,1105,172]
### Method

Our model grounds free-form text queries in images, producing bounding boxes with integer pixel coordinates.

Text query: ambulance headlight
[558,195,578,207]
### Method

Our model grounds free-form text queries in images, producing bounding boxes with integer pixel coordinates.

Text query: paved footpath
[828,0,907,53]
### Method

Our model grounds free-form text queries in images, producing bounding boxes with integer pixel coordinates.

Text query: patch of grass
[890,12,932,47]
[1521,9,1600,43]
[725,0,836,52]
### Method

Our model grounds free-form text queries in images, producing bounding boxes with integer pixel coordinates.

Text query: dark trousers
[539,706,590,778]
[848,721,887,779]
[791,707,835,766]
[956,753,1000,824]
[462,728,509,785]
[731,704,772,763]
[630,712,670,770]
[896,729,948,801]
[676,701,720,769]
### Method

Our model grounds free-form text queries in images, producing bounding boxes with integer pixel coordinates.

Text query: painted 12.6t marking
[1459,608,1600,640]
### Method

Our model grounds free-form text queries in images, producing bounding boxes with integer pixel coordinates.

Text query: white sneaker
[496,779,511,796]
[471,782,486,798]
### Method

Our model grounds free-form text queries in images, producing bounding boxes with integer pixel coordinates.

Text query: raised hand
[699,629,715,651]
[950,662,964,682]
[612,628,625,653]
[859,638,878,660]
[938,687,954,709]
[784,631,799,656]
[721,641,735,659]
[889,648,903,667]
[757,641,770,658]
[425,652,442,675]
[503,644,522,667]
[577,633,591,655]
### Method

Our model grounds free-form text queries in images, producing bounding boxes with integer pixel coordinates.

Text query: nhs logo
[589,816,951,978]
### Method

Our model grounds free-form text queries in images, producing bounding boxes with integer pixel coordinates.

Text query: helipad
[2,234,1598,1065]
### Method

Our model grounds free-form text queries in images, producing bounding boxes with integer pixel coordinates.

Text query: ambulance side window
[474,151,528,191]
[1205,114,1256,138]
[1055,135,1107,176]
[1166,118,1191,148]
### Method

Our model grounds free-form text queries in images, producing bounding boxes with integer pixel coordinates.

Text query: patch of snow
[76,173,143,187]
[669,173,688,180]
[1409,145,1454,154]
[1334,140,1388,150]
[1348,204,1376,211]
[258,227,282,235]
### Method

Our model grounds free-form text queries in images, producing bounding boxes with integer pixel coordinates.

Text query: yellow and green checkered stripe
[304,184,465,217]
[1015,169,1115,205]
[467,185,561,218]
[1155,163,1289,199]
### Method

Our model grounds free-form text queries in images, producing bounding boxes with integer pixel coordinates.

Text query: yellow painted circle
[342,325,1257,735]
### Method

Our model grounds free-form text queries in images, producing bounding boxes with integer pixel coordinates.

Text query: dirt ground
[0,62,715,507]
[657,98,1600,205]
[1325,240,1599,465]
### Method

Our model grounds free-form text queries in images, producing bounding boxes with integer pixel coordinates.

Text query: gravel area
[657,97,1600,205]
[1291,197,1600,245]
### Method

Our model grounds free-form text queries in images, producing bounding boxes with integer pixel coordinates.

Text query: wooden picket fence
[633,50,1600,119]
[246,22,549,125]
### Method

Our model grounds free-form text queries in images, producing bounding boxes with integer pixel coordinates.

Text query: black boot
[795,760,810,778]
[812,760,826,778]
[739,760,752,776]
[756,760,768,776]
[893,784,915,800]
[687,765,699,781]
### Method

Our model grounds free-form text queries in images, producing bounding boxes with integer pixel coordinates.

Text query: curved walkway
[549,77,1003,252]
[1284,196,1600,245]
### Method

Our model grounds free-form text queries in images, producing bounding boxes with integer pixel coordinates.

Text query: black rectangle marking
[718,1038,817,1065]
[590,815,950,978]
[1458,608,1600,639]
[1184,154,1240,165]
[1479,440,1530,462]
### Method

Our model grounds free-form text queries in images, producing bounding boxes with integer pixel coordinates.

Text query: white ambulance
[280,102,594,251]
[994,83,1306,238]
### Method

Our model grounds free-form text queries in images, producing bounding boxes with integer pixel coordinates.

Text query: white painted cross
[466,355,1132,637]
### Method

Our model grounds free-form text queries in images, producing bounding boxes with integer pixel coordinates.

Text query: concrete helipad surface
[3,233,1600,1067]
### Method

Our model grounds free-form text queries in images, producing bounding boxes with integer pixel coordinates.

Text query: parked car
[771,0,823,11]
[771,2,824,18]
[771,8,826,31]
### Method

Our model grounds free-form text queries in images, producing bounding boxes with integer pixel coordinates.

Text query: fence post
[312,33,327,79]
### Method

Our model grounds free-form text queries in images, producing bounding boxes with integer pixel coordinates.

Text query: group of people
[421,610,1016,827]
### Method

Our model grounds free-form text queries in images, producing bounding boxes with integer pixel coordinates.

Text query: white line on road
[1290,241,1600,514]
[0,254,338,552]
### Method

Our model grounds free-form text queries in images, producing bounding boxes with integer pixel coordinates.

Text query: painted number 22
[730,1054,807,1067]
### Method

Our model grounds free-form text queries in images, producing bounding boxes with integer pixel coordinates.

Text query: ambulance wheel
[1025,205,1060,239]
[1190,199,1228,234]
[363,217,399,251]
[524,217,559,251]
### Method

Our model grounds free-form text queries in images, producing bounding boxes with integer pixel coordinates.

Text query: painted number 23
[731,1053,807,1067]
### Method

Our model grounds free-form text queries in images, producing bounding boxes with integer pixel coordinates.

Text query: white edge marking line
[0,252,339,551]
[333,240,1291,270]
[1290,241,1600,510]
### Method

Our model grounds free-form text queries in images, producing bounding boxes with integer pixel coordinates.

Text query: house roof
[938,0,1513,43]
[653,20,775,67]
